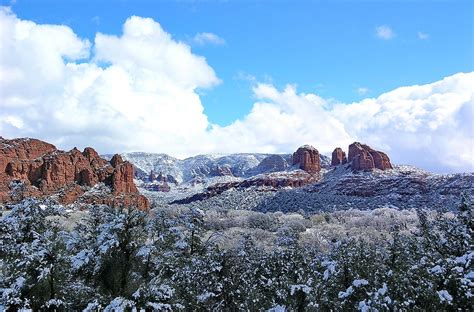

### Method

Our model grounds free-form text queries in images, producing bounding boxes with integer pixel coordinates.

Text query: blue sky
[3,0,472,125]
[0,1,472,172]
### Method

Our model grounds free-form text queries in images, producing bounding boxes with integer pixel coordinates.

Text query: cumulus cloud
[1,9,472,173]
[192,32,225,46]
[331,72,473,173]
[375,25,394,40]
[211,73,473,173]
[207,84,354,155]
[0,8,219,156]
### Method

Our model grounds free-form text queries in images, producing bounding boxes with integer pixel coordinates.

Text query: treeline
[0,196,472,311]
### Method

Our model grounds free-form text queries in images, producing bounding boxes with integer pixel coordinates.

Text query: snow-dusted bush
[0,195,472,310]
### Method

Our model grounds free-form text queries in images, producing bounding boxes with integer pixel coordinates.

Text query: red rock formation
[83,147,109,170]
[5,159,44,183]
[0,137,149,210]
[0,138,55,173]
[371,150,392,171]
[292,145,321,173]
[83,147,100,162]
[352,148,375,171]
[40,148,98,191]
[110,154,124,168]
[154,172,178,184]
[111,157,138,194]
[348,142,392,171]
[331,147,347,166]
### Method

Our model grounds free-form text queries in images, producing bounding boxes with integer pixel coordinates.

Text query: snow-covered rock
[151,164,473,213]
[110,152,331,186]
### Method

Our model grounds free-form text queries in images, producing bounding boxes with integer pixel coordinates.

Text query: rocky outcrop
[0,137,149,210]
[166,175,178,184]
[40,148,99,191]
[257,155,288,172]
[172,171,319,204]
[331,148,347,166]
[110,154,124,168]
[149,170,157,182]
[0,137,56,172]
[292,145,321,173]
[210,165,233,177]
[320,154,332,169]
[143,181,171,192]
[348,142,392,171]
[111,158,139,194]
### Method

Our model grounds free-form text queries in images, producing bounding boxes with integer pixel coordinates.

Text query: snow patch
[437,290,453,304]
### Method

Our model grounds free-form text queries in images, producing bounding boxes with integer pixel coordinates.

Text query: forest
[0,195,472,311]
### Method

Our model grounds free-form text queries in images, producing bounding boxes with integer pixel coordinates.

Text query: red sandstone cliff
[348,142,393,171]
[331,147,347,166]
[0,137,149,210]
[292,145,321,173]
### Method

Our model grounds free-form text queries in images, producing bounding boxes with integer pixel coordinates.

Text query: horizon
[0,135,468,175]
[0,0,473,174]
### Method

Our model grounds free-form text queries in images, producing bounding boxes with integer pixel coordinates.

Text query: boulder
[292,145,321,173]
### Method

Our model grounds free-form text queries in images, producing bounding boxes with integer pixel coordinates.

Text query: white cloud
[206,84,354,155]
[210,73,473,173]
[331,72,473,173]
[1,9,472,173]
[418,31,429,40]
[356,87,369,96]
[192,32,225,46]
[375,25,394,40]
[0,9,219,156]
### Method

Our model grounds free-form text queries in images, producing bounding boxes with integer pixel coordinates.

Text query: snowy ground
[143,164,473,214]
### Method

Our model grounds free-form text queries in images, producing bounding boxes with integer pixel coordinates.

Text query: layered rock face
[292,145,321,173]
[0,138,57,202]
[0,137,56,169]
[331,147,347,166]
[173,171,318,204]
[348,142,392,171]
[254,155,288,173]
[0,137,149,210]
[110,154,139,194]
[210,165,233,177]
[149,171,174,184]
